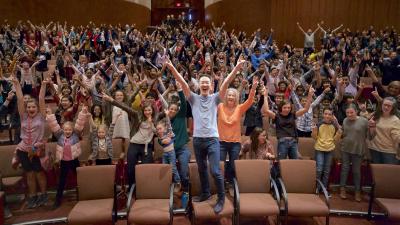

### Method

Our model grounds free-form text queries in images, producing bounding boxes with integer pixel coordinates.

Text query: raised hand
[102,93,114,102]
[45,107,52,115]
[308,86,315,96]
[368,116,376,128]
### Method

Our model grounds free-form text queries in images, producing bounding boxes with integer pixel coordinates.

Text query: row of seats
[66,161,400,225]
[0,137,374,195]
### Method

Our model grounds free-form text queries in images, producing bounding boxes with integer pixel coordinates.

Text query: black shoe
[35,193,48,207]
[52,199,61,210]
[213,198,225,214]
[4,206,12,219]
[192,193,212,202]
[26,196,38,209]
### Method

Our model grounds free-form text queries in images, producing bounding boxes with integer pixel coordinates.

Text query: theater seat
[233,160,280,225]
[188,162,234,224]
[279,160,330,225]
[127,164,173,225]
[0,145,24,193]
[67,165,116,225]
[369,164,400,222]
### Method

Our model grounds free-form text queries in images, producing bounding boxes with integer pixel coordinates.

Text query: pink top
[17,113,45,152]
[62,138,73,161]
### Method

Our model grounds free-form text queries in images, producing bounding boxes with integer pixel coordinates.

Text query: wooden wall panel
[0,0,150,31]
[206,0,400,48]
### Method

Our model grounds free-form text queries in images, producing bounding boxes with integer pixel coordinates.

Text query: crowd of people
[0,14,399,218]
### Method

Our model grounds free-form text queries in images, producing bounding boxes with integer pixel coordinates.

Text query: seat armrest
[233,178,240,216]
[278,178,288,214]
[169,183,175,225]
[271,177,281,206]
[368,182,375,220]
[112,183,117,223]
[316,179,330,208]
[126,184,136,221]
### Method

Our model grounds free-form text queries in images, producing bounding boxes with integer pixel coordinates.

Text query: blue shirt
[251,52,274,69]
[188,92,220,138]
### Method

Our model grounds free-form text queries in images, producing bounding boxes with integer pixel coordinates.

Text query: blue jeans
[175,145,191,191]
[163,151,181,183]
[220,141,241,183]
[315,150,333,188]
[277,138,298,159]
[193,137,225,200]
[369,149,399,165]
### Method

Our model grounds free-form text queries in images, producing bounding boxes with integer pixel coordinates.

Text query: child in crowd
[156,110,181,187]
[47,106,89,209]
[88,111,122,165]
[311,107,342,190]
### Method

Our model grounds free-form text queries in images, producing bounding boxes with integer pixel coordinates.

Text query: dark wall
[151,0,204,26]
[0,0,151,30]
[206,0,400,47]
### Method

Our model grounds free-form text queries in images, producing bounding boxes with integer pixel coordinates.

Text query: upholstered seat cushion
[68,198,114,225]
[287,193,329,216]
[128,199,170,225]
[239,193,279,217]
[376,198,400,221]
[192,195,234,219]
[2,176,23,187]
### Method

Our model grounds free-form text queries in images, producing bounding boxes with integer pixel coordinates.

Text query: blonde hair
[97,124,108,132]
[223,88,240,106]
[62,121,74,129]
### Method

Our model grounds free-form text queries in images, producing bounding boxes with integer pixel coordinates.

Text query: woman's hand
[102,93,114,102]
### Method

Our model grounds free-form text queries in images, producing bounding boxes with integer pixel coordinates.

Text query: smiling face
[257,130,267,144]
[280,103,292,116]
[26,101,38,117]
[115,91,124,102]
[156,123,166,137]
[322,109,333,123]
[345,107,357,121]
[225,89,238,107]
[61,97,72,109]
[143,106,153,119]
[381,99,394,116]
[97,126,106,139]
[63,123,73,138]
[168,104,179,119]
[199,76,211,96]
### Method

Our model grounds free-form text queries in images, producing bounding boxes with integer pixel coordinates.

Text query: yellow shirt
[131,90,148,111]
[314,123,337,151]
[369,115,400,154]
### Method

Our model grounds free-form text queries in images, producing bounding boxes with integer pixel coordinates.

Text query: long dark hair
[249,127,267,159]
[91,104,103,120]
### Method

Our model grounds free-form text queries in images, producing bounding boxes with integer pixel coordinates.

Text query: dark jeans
[315,150,333,188]
[340,151,362,191]
[193,137,225,200]
[220,141,241,183]
[96,158,112,165]
[127,142,154,187]
[369,149,399,165]
[175,145,191,191]
[17,150,42,172]
[277,138,298,159]
[56,159,80,200]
